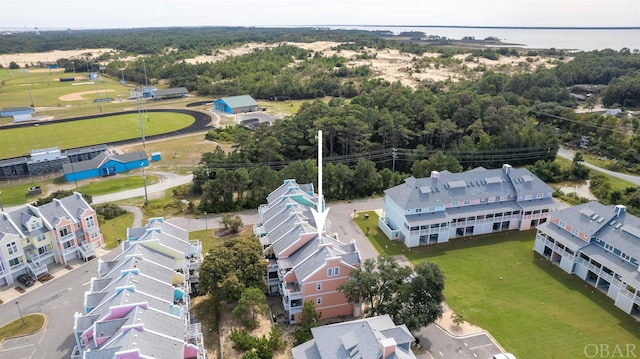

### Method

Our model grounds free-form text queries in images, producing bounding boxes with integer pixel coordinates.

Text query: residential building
[0,192,102,286]
[71,218,205,359]
[292,314,417,359]
[254,179,361,323]
[214,95,259,114]
[379,164,557,247]
[534,202,640,318]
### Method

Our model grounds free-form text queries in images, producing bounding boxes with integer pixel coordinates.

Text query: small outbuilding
[214,95,258,114]
[62,150,148,182]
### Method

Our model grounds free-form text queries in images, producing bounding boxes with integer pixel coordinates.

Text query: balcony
[64,245,78,255]
[620,288,640,306]
[59,232,75,242]
[78,241,96,260]
[10,262,26,272]
[26,259,48,277]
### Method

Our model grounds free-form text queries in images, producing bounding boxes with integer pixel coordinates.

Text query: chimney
[379,338,397,359]
[615,205,626,217]
[502,164,512,175]
[430,171,439,179]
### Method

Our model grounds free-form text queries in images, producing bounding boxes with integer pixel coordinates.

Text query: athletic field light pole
[21,69,34,108]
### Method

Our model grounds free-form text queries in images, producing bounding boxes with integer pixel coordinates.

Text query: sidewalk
[0,247,111,304]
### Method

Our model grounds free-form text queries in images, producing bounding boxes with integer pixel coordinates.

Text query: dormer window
[30,221,41,230]
[85,216,95,229]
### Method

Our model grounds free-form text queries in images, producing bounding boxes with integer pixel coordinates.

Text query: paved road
[0,250,121,359]
[557,147,640,186]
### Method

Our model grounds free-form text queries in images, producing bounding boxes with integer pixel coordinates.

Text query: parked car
[492,354,516,359]
[17,274,35,287]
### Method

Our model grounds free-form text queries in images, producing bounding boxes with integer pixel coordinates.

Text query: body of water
[328,25,640,51]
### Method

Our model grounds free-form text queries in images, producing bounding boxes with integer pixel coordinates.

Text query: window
[9,257,22,267]
[327,268,333,277]
[38,245,51,255]
[63,241,73,250]
[416,208,422,213]
[30,221,40,230]
[463,200,470,206]
[91,232,98,239]
[6,242,18,255]
[59,227,70,237]
[622,253,631,261]
[452,201,459,207]
[334,267,340,276]
[317,283,322,291]
[85,216,95,228]
[36,234,46,243]
[316,297,322,305]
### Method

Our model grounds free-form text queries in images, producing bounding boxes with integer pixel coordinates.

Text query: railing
[64,245,78,255]
[620,288,640,305]
[9,262,26,272]
[26,260,48,277]
[600,271,614,282]
[60,233,75,242]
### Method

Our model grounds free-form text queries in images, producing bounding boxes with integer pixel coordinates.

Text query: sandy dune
[2,48,115,67]
[4,42,569,89]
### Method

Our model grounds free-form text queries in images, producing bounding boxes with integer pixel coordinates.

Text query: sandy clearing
[1,48,116,67]
[59,89,116,101]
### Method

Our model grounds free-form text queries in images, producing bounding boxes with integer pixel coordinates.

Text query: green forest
[2,28,639,213]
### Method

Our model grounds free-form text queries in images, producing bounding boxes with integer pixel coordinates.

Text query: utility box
[151,152,161,162]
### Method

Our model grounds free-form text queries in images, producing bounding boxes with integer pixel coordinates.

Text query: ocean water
[328,26,640,51]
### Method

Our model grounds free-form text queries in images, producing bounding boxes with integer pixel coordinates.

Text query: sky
[1,0,639,30]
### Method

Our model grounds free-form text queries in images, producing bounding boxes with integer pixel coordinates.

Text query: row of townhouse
[535,202,640,318]
[254,179,362,324]
[380,164,558,247]
[0,192,103,286]
[72,217,206,359]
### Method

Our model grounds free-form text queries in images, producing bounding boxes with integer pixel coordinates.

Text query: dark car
[17,274,35,287]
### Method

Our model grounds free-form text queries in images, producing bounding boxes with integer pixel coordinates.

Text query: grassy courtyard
[356,212,640,359]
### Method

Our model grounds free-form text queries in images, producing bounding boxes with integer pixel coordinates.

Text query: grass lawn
[102,213,134,249]
[0,112,194,159]
[356,211,640,359]
[190,229,225,254]
[75,174,158,197]
[0,314,46,340]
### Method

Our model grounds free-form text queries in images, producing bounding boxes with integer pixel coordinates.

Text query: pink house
[255,179,361,323]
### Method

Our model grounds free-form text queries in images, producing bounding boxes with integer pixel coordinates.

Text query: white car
[492,354,516,359]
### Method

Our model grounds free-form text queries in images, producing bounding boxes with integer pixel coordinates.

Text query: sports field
[0,112,194,159]
[357,212,640,359]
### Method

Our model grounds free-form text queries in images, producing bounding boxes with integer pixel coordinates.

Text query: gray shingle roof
[385,165,553,212]
[62,151,147,173]
[293,315,415,359]
[536,221,589,251]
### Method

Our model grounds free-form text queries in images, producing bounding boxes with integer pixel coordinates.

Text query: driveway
[416,324,503,359]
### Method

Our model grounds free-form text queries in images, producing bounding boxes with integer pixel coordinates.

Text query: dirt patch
[212,224,253,238]
[65,265,73,270]
[58,89,116,102]
[219,302,294,359]
[14,287,26,293]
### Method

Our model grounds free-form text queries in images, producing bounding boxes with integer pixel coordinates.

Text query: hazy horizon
[1,0,638,30]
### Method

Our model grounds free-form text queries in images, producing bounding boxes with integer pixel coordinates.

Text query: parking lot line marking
[469,343,494,350]
[0,344,35,352]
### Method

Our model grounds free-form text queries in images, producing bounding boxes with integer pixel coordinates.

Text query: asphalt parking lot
[416,324,503,359]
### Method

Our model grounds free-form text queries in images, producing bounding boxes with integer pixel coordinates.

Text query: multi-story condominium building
[0,192,102,286]
[379,164,557,247]
[254,179,362,324]
[292,314,417,359]
[71,217,206,359]
[535,202,640,318]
